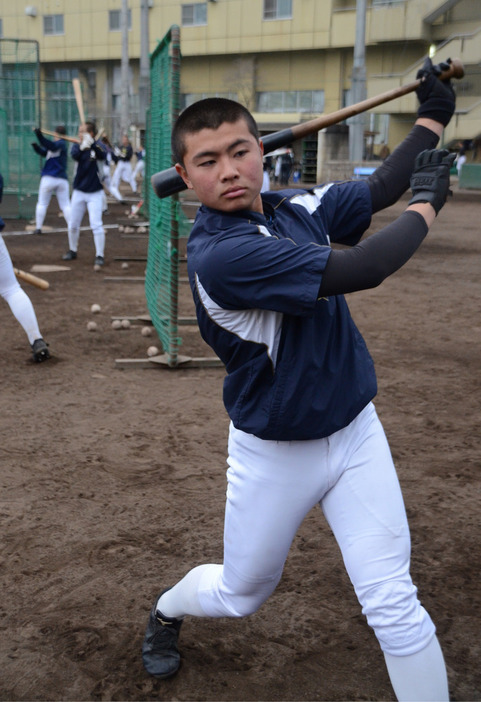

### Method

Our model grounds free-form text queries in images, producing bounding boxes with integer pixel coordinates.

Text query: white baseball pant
[110,161,137,199]
[68,189,105,257]
[159,402,437,654]
[158,401,449,699]
[0,234,42,343]
[133,159,145,182]
[36,175,71,229]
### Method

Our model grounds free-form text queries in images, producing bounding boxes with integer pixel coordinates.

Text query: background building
[0,0,479,188]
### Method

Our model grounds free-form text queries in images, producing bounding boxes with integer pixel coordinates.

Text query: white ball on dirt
[141,326,152,337]
[121,319,131,329]
[90,303,101,314]
[147,346,159,357]
[111,319,122,330]
[121,262,129,270]
[87,321,97,331]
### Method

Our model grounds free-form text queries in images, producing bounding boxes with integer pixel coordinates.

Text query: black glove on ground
[409,149,456,215]
[416,57,455,127]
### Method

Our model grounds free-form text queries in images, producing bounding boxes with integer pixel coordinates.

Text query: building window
[263,0,292,20]
[257,90,324,114]
[182,3,207,26]
[43,14,64,35]
[182,92,238,109]
[109,9,132,31]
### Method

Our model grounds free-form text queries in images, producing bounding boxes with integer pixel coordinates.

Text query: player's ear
[175,163,193,190]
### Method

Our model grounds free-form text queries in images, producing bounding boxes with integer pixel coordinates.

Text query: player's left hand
[408,148,456,215]
[80,133,94,151]
[416,57,456,127]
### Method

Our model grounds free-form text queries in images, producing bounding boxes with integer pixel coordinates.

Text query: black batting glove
[408,149,456,215]
[416,57,456,127]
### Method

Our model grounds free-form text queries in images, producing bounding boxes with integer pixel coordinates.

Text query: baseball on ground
[91,303,101,314]
[147,346,159,357]
[121,319,131,329]
[87,321,97,331]
[141,326,152,337]
[111,319,122,330]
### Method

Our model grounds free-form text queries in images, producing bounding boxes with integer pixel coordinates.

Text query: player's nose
[219,156,239,181]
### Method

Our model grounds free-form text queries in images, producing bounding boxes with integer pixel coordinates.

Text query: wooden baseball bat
[151,58,464,199]
[72,78,86,124]
[14,268,50,290]
[38,128,80,144]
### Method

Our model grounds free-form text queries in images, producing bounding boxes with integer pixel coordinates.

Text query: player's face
[175,119,265,214]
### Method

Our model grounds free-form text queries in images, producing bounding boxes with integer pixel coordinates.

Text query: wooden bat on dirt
[14,268,50,291]
[151,58,464,199]
[72,77,86,124]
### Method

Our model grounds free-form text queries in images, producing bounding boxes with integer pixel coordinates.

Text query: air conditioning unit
[25,6,38,17]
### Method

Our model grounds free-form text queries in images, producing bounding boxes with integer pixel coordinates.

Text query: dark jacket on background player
[71,140,106,193]
[32,129,68,180]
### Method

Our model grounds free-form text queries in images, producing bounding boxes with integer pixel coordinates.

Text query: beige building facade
[0,0,479,179]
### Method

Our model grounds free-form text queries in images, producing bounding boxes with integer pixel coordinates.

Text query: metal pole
[120,0,130,135]
[349,0,367,163]
[138,0,150,127]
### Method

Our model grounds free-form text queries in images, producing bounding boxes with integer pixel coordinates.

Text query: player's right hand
[408,149,456,215]
[416,57,456,127]
[80,133,94,151]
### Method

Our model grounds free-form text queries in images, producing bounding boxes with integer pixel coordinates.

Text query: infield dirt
[1,186,480,701]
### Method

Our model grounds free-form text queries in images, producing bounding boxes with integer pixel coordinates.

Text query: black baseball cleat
[33,228,42,235]
[142,595,183,679]
[31,338,50,363]
[94,255,104,267]
[62,250,77,261]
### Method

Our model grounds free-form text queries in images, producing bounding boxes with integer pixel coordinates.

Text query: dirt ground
[0,183,480,702]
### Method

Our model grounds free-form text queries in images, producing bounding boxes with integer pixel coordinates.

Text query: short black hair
[85,121,97,136]
[172,98,259,166]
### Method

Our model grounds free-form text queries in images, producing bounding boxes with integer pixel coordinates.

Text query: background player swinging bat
[151,57,464,199]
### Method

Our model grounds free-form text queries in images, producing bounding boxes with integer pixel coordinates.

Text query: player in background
[0,173,50,362]
[132,143,146,186]
[109,134,137,202]
[31,126,71,235]
[62,122,107,269]
[97,135,117,212]
[142,58,456,701]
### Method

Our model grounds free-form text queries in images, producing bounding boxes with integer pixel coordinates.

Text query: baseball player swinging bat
[151,57,464,199]
[14,268,50,290]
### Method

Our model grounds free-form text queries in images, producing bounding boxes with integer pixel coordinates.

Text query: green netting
[0,39,40,218]
[145,25,183,367]
[0,38,77,219]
